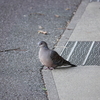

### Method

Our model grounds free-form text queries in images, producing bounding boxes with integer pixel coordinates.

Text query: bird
[38,41,76,70]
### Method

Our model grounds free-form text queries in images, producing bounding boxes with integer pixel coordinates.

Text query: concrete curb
[42,69,60,100]
[42,0,90,100]
[55,0,90,53]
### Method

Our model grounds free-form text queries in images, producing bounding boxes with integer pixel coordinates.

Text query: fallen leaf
[55,14,60,18]
[42,88,47,91]
[73,12,76,15]
[38,25,44,29]
[65,8,70,10]
[38,30,47,35]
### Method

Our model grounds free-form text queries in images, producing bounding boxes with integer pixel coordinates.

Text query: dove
[38,41,76,70]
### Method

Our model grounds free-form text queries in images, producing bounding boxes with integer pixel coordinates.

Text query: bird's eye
[40,43,43,45]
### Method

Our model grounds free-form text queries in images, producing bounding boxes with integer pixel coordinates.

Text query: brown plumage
[38,41,76,70]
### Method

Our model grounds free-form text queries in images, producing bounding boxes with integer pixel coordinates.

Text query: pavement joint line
[82,41,95,65]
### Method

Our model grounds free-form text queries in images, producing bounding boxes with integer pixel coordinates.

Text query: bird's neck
[41,46,49,51]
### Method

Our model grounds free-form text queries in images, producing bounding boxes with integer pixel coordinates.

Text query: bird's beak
[38,42,41,47]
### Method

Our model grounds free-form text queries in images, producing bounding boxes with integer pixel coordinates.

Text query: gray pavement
[69,2,100,41]
[52,66,100,100]
[0,0,82,100]
[43,1,100,100]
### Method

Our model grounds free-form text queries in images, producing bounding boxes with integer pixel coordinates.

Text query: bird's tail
[64,60,77,67]
[70,64,77,67]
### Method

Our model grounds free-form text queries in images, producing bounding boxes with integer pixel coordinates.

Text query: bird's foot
[48,67,54,70]
[44,67,49,70]
[44,67,54,70]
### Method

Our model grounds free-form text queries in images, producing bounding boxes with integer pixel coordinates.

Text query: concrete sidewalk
[43,1,100,100]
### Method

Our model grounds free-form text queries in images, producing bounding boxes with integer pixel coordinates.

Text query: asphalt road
[0,0,82,100]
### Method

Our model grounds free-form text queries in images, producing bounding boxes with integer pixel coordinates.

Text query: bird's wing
[50,50,68,66]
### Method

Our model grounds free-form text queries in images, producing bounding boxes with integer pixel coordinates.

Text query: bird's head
[38,41,48,48]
